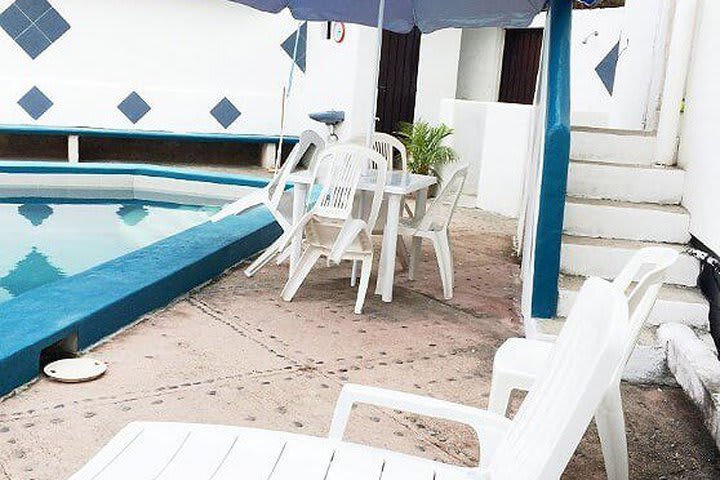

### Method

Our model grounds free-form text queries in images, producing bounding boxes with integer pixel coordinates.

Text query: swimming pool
[0,162,282,397]
[0,198,219,304]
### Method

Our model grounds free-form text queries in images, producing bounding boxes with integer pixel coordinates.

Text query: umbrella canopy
[231,0,548,33]
[231,1,605,33]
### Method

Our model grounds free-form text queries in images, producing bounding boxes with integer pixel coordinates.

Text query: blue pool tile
[15,24,50,58]
[0,4,31,39]
[210,98,241,129]
[35,7,68,42]
[18,86,53,120]
[118,92,151,124]
[15,0,51,21]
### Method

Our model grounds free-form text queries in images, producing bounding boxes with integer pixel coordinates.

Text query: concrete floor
[1,207,719,479]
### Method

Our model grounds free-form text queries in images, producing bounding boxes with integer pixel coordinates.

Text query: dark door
[375,27,422,134]
[499,28,544,105]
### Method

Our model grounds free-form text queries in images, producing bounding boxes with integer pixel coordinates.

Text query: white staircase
[536,126,710,383]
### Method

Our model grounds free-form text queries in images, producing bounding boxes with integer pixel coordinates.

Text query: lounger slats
[88,424,190,480]
[212,430,286,480]
[154,430,239,480]
[269,438,336,479]
[69,422,475,480]
[325,444,385,480]
[380,455,436,480]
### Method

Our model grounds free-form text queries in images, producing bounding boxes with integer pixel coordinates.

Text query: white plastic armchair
[210,130,325,277]
[488,247,678,480]
[398,165,468,299]
[328,277,629,479]
[279,144,388,314]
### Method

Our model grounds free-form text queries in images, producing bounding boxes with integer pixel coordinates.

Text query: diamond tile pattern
[18,86,53,120]
[595,41,620,96]
[281,22,307,73]
[118,92,151,124]
[210,98,241,129]
[0,0,70,59]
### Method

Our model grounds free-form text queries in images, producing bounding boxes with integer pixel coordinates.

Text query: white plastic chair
[350,132,408,172]
[210,130,325,277]
[488,247,678,480]
[69,278,629,480]
[278,144,387,314]
[397,164,468,300]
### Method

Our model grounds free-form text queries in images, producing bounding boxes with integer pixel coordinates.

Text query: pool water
[0,199,219,304]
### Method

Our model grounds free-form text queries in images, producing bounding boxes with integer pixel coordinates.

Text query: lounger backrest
[418,164,468,232]
[268,130,325,209]
[350,132,407,172]
[314,145,386,223]
[487,278,628,479]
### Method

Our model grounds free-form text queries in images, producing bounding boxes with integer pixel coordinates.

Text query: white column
[68,135,80,163]
[260,143,277,169]
[654,0,698,165]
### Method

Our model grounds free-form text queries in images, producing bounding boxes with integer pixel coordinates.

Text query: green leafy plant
[396,120,457,178]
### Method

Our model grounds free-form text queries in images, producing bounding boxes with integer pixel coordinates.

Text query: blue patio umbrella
[230,0,602,142]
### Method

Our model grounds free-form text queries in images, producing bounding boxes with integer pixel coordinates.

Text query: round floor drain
[44,358,107,383]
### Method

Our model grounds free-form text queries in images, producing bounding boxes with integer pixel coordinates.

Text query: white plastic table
[69,422,474,480]
[288,170,437,302]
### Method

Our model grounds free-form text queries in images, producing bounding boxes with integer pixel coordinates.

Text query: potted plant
[395,120,457,187]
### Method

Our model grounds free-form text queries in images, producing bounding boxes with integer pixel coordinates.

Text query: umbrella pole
[366,0,385,147]
[273,21,303,173]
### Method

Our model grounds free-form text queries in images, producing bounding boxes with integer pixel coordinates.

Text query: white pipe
[654,0,697,166]
[367,0,386,147]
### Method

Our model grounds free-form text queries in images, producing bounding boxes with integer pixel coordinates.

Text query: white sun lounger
[69,277,628,479]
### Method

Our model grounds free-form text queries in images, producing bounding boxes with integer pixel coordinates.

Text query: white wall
[568,8,624,127]
[0,0,367,138]
[413,29,462,126]
[455,28,504,102]
[678,0,720,254]
[440,99,531,217]
[609,0,673,130]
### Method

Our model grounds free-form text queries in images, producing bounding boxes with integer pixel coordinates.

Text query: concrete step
[571,126,657,166]
[558,275,709,331]
[568,160,684,204]
[659,323,720,451]
[535,319,672,383]
[563,197,691,243]
[560,235,699,287]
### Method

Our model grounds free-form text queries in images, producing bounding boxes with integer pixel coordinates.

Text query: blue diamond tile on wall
[15,24,50,59]
[18,86,53,120]
[595,41,620,96]
[0,4,31,38]
[281,22,307,73]
[1,0,70,59]
[15,0,51,21]
[36,8,69,42]
[118,92,151,124]
[210,98,241,129]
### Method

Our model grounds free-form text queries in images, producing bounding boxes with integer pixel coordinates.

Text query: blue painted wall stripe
[0,124,299,144]
[531,0,573,318]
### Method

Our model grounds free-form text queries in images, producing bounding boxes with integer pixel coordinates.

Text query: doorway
[375,27,422,134]
[499,28,544,105]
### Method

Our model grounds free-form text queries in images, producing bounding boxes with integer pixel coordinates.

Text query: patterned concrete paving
[0,208,718,479]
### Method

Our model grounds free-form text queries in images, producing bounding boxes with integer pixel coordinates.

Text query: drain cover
[44,358,107,383]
